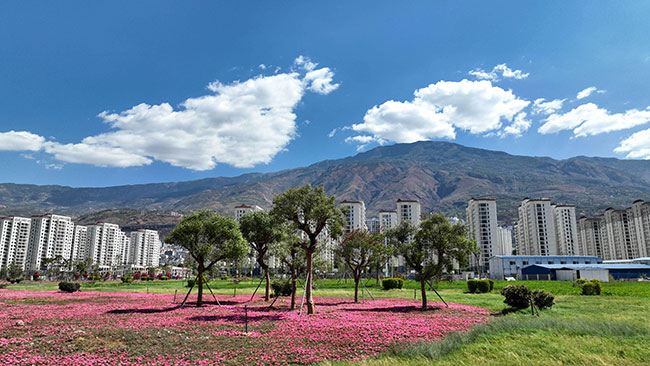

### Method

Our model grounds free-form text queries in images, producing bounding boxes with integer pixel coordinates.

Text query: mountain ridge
[2,141,650,223]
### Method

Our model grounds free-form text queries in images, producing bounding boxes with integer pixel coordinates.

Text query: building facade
[466,198,500,272]
[340,200,367,233]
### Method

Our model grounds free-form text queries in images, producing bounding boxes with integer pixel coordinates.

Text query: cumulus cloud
[576,86,605,100]
[538,103,650,137]
[532,98,565,115]
[0,131,45,151]
[499,112,531,137]
[468,64,529,81]
[0,57,339,170]
[294,56,339,95]
[349,79,529,145]
[615,129,650,159]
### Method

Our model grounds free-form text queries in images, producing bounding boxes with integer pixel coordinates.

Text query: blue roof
[523,264,650,270]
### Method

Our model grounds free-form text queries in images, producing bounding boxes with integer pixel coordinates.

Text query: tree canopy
[167,211,247,306]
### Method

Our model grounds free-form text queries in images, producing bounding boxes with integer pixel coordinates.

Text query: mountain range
[2,141,650,225]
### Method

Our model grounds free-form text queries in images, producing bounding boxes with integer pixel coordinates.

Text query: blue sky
[1,1,650,187]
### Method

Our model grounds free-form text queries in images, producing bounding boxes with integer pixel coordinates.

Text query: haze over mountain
[2,141,650,224]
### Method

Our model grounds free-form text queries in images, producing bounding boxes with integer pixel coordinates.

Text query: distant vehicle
[505,277,516,281]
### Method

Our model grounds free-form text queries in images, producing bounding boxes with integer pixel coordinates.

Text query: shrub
[581,282,601,295]
[532,289,555,309]
[121,276,133,283]
[160,276,169,280]
[271,280,293,297]
[488,279,495,292]
[382,278,404,290]
[476,280,490,293]
[501,285,532,309]
[467,279,478,293]
[140,274,149,281]
[186,277,210,288]
[220,275,229,281]
[133,272,141,280]
[32,272,40,281]
[573,278,587,287]
[58,281,81,293]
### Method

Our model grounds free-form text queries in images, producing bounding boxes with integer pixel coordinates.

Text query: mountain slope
[2,141,650,223]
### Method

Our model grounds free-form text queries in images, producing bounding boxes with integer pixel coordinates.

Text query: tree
[167,211,248,307]
[388,214,476,309]
[271,185,346,314]
[239,211,285,301]
[7,262,24,283]
[275,234,307,309]
[337,230,389,302]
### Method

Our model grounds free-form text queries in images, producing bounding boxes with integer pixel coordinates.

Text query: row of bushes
[501,284,555,309]
[467,279,494,293]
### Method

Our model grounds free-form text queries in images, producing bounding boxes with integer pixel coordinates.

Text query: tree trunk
[197,264,204,307]
[354,273,360,303]
[290,278,297,309]
[305,249,315,314]
[420,278,427,309]
[376,263,381,285]
[264,268,271,302]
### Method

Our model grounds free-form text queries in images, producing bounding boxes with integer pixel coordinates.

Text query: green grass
[5,278,650,365]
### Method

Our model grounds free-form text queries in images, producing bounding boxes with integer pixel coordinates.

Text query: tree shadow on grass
[345,305,444,313]
[188,313,283,323]
[105,300,241,314]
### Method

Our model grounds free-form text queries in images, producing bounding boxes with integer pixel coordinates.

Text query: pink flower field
[0,289,489,365]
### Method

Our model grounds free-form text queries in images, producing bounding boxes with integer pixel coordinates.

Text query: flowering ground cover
[0,289,489,365]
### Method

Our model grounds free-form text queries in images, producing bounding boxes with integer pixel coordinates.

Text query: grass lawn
[4,279,650,365]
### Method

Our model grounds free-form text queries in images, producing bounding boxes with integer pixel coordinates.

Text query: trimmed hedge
[271,280,293,297]
[532,289,555,309]
[382,278,404,290]
[121,276,133,283]
[467,279,492,293]
[58,281,81,293]
[501,284,532,309]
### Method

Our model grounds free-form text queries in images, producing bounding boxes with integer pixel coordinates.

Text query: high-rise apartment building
[498,227,513,256]
[234,204,263,221]
[552,205,579,256]
[466,198,500,271]
[396,199,421,226]
[365,218,381,233]
[86,223,127,267]
[0,217,32,269]
[71,225,88,261]
[27,214,75,271]
[516,198,558,256]
[129,229,161,267]
[340,200,367,233]
[577,217,606,259]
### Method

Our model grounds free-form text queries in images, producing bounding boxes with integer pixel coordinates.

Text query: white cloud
[532,98,565,115]
[615,129,650,159]
[468,64,529,81]
[294,56,339,95]
[499,112,531,137]
[344,135,386,151]
[258,64,267,70]
[576,86,605,100]
[303,67,339,95]
[0,57,339,170]
[538,103,650,137]
[349,79,529,145]
[0,131,45,151]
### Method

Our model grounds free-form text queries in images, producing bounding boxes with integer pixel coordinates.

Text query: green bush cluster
[220,275,229,280]
[186,277,210,288]
[271,280,293,297]
[576,279,602,295]
[121,276,133,283]
[501,284,555,310]
[467,279,493,293]
[382,278,404,290]
[532,289,555,309]
[58,281,81,293]
[501,284,532,309]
